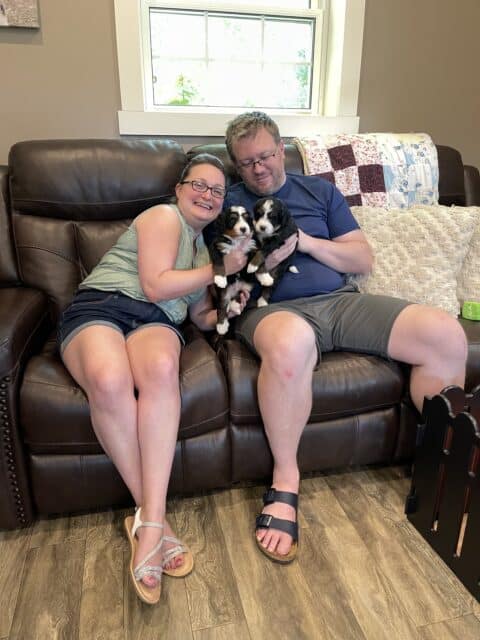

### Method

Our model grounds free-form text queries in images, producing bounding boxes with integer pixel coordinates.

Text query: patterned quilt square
[358,164,385,193]
[315,171,335,185]
[328,144,356,170]
[334,166,360,196]
[345,194,363,207]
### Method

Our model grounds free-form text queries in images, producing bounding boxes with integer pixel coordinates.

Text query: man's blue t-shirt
[223,174,359,302]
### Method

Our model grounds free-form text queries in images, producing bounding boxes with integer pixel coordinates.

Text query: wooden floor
[1,466,479,640]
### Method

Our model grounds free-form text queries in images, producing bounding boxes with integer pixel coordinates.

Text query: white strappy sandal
[124,508,164,605]
[162,531,194,578]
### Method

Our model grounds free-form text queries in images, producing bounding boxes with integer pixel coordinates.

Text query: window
[114,0,365,136]
[148,8,315,110]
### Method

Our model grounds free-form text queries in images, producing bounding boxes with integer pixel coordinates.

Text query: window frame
[114,0,365,136]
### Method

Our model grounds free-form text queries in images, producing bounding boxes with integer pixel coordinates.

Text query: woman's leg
[62,325,143,502]
[125,325,185,583]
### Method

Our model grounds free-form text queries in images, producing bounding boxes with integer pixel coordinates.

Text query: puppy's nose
[258,224,267,232]
[239,226,247,233]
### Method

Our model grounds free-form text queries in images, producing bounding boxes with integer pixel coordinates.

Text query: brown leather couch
[1,138,479,530]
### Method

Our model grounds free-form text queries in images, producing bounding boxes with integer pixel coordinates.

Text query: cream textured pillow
[348,205,477,317]
[456,206,480,305]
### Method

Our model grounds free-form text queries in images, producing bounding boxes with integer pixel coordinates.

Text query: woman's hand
[264,233,298,271]
[223,235,253,275]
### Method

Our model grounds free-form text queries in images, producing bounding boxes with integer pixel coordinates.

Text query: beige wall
[0,0,120,163]
[359,0,480,169]
[0,0,479,168]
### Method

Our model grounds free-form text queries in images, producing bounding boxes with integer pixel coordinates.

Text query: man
[223,111,467,563]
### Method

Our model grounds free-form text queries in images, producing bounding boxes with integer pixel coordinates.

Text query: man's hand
[264,233,298,271]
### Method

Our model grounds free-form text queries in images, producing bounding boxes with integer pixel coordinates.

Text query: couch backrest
[8,139,187,319]
[5,137,470,321]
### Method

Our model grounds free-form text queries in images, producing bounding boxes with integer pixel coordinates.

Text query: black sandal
[255,488,298,563]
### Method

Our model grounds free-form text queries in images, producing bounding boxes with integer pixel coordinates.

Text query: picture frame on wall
[0,1,40,28]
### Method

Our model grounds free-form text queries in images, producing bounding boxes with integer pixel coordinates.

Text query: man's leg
[253,311,317,557]
[387,305,467,413]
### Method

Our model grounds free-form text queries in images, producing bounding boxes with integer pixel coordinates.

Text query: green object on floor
[462,300,480,320]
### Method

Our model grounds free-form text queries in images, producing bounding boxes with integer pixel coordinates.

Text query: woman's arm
[137,206,248,303]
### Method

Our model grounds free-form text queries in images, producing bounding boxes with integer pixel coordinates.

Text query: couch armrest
[464,165,480,206]
[0,287,49,530]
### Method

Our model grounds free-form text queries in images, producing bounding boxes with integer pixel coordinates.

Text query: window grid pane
[149,8,314,110]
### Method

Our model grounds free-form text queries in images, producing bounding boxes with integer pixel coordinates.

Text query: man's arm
[298,228,373,275]
[264,228,373,275]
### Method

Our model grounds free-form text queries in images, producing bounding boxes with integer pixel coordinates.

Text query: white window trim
[114,0,365,136]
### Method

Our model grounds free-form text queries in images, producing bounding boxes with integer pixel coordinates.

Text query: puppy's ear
[215,210,227,233]
[279,200,290,222]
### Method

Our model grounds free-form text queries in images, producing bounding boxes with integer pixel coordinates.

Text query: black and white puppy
[248,196,299,307]
[209,205,257,335]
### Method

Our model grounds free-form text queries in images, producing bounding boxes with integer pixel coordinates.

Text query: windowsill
[118,110,360,137]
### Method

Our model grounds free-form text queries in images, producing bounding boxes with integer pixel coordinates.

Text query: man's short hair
[225,111,281,162]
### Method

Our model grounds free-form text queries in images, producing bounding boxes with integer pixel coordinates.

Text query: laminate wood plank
[193,620,251,640]
[298,477,367,640]
[214,485,332,640]
[325,471,472,626]
[0,527,32,638]
[123,547,193,639]
[300,475,421,639]
[9,539,85,640]
[417,613,480,639]
[78,510,126,640]
[173,493,247,632]
[29,511,91,549]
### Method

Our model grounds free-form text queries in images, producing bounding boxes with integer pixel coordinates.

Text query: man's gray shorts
[234,285,412,364]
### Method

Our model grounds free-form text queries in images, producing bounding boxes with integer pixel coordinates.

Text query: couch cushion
[9,139,186,220]
[349,205,477,317]
[20,331,229,454]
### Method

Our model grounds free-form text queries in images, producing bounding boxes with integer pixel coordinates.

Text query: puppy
[248,197,299,306]
[209,205,256,335]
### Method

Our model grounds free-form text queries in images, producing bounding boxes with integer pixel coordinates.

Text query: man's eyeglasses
[237,150,277,171]
[180,180,226,199]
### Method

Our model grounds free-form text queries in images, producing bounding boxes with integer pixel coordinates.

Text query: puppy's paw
[256,272,274,286]
[214,275,227,288]
[228,300,242,315]
[247,262,258,273]
[289,265,299,274]
[257,297,268,307]
[216,319,229,335]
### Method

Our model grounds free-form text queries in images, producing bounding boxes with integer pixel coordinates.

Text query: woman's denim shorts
[57,289,185,355]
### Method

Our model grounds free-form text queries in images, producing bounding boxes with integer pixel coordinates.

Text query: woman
[58,154,248,604]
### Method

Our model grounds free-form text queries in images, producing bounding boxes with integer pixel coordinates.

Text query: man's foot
[255,487,299,563]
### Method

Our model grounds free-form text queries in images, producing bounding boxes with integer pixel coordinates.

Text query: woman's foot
[124,509,164,605]
[133,514,165,588]
[134,514,192,583]
[163,520,187,572]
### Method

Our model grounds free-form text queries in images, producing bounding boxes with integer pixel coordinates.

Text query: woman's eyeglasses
[237,150,277,171]
[180,180,226,199]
